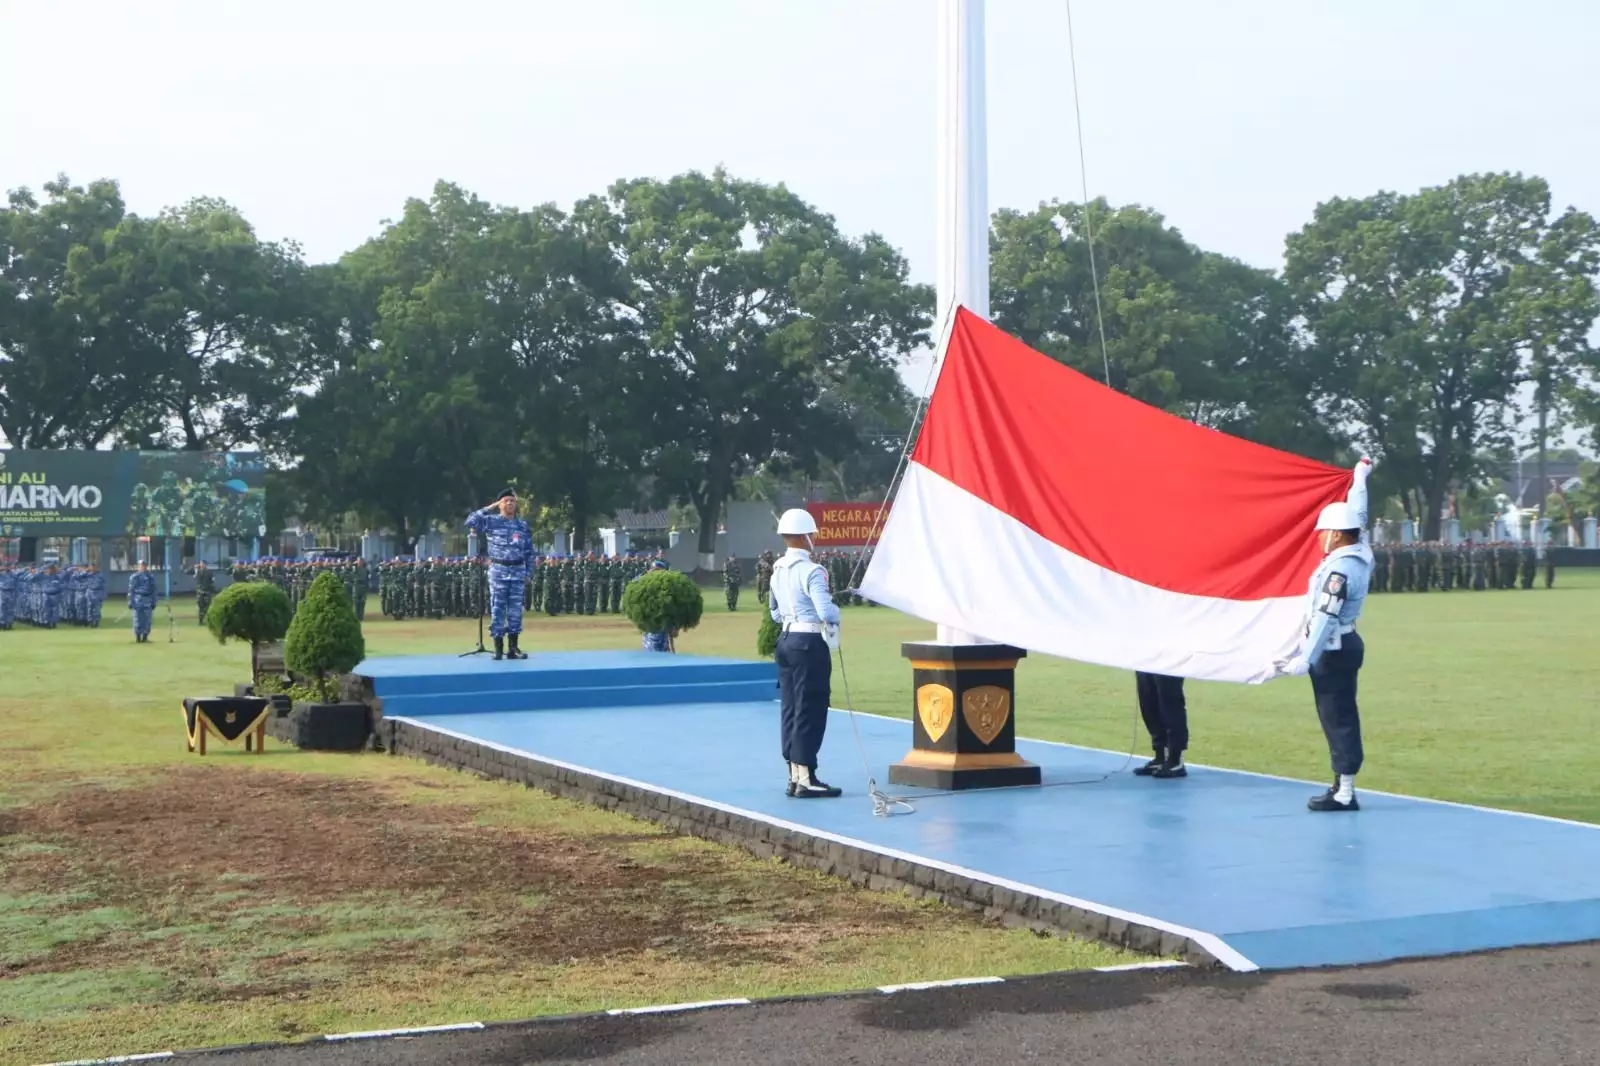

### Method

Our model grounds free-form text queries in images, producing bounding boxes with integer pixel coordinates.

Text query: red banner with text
[805,502,891,547]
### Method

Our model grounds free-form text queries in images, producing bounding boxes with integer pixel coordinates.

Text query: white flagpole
[935,0,991,646]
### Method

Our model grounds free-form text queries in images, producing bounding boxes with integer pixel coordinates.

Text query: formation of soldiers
[229,557,370,621]
[1371,542,1556,592]
[0,562,109,629]
[377,553,667,620]
[751,549,881,608]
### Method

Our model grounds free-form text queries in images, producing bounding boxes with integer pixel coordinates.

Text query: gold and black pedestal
[887,643,1041,790]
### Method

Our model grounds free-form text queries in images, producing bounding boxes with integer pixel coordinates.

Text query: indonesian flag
[858,309,1354,684]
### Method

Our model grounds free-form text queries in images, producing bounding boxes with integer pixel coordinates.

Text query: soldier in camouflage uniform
[723,555,742,610]
[1498,543,1519,589]
[1544,547,1556,589]
[1519,545,1536,590]
[1372,545,1389,593]
[755,550,774,605]
[583,553,599,615]
[194,561,217,623]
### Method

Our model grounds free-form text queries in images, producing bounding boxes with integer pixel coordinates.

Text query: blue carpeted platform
[356,651,778,716]
[368,651,1600,972]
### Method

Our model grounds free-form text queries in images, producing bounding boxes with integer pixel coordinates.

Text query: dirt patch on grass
[3,766,942,991]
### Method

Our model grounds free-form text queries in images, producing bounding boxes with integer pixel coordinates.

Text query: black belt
[489,558,525,567]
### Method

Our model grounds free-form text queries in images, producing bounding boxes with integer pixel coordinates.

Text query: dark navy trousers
[777,631,830,769]
[1135,671,1188,755]
[1310,632,1365,776]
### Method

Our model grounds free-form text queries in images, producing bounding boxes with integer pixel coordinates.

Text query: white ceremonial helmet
[777,508,818,536]
[1315,502,1358,532]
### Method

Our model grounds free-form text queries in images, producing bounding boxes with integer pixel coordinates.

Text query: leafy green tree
[602,169,931,568]
[1285,173,1599,538]
[205,580,292,684]
[0,177,161,448]
[990,199,1339,462]
[284,571,366,703]
[114,198,318,452]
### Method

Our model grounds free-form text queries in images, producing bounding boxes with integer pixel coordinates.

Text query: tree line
[3,169,1597,550]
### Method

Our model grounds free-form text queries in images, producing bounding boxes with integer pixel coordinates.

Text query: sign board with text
[0,450,267,538]
[804,502,891,548]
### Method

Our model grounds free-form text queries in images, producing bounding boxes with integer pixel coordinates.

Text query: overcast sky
[5,0,1598,439]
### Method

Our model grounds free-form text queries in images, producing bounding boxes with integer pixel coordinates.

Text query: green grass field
[2,572,1596,1063]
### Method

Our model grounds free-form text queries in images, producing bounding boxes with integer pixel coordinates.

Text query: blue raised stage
[357,650,1600,972]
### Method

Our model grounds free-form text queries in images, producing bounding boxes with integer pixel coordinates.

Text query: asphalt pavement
[159,942,1600,1066]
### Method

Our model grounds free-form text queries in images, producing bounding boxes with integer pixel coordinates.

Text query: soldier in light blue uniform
[128,561,158,642]
[1271,459,1374,812]
[0,561,15,630]
[466,488,533,661]
[769,508,843,799]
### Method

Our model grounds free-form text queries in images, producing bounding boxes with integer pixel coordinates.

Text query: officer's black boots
[1153,748,1187,779]
[493,636,504,661]
[507,633,527,660]
[1135,748,1186,778]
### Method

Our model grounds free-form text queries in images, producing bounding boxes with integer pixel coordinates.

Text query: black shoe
[792,770,842,799]
[1307,787,1359,812]
[1150,748,1187,779]
[493,637,504,661]
[1132,753,1164,776]
[508,634,527,660]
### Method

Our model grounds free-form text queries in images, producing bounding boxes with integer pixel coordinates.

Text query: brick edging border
[382,717,1230,968]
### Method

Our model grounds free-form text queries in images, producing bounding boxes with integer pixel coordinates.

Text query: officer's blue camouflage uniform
[86,568,106,627]
[37,567,63,628]
[0,564,15,629]
[128,569,158,641]
[466,500,534,646]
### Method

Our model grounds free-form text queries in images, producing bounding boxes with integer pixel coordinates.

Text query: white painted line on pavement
[1093,960,1189,972]
[324,1022,486,1041]
[878,976,1005,993]
[37,1054,175,1066]
[607,998,753,1016]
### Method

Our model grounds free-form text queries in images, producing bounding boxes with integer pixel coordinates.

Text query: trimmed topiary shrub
[621,569,704,642]
[757,612,780,658]
[284,571,366,703]
[206,580,293,684]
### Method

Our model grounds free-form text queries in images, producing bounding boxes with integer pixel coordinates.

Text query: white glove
[1272,656,1310,678]
[1353,457,1373,483]
[823,622,841,650]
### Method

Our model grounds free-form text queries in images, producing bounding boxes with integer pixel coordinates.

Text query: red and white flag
[858,309,1354,684]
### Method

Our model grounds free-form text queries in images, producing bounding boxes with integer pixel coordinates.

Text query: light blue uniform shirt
[768,549,841,627]
[1296,466,1373,668]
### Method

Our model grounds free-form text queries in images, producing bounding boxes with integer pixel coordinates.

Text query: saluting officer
[769,509,842,799]
[1271,459,1374,812]
[466,488,534,661]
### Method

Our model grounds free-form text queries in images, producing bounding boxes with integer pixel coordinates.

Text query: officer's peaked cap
[496,487,517,501]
